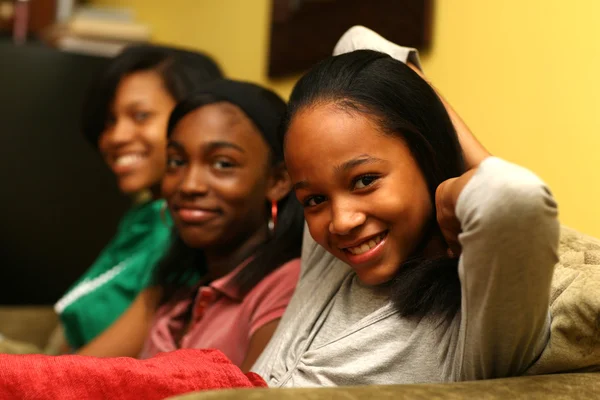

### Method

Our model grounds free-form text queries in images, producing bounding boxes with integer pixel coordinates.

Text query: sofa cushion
[0,306,58,349]
[526,226,600,374]
[167,373,600,399]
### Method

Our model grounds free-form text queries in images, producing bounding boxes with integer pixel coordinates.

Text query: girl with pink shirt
[139,79,303,370]
[74,79,303,371]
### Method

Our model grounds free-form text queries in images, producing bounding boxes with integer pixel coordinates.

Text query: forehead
[284,104,403,174]
[170,103,270,154]
[113,70,171,105]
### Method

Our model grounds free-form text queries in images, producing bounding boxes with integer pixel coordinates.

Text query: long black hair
[155,81,304,303]
[282,50,466,322]
[82,44,223,147]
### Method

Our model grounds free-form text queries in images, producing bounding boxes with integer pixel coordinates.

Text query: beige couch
[2,226,599,399]
[170,373,599,400]
[0,306,58,351]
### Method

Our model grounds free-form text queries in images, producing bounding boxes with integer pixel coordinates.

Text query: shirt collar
[206,257,253,301]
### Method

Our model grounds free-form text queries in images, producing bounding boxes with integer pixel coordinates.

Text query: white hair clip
[333,25,423,71]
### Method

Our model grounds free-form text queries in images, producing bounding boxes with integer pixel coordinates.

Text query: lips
[109,152,147,174]
[173,204,221,224]
[339,231,388,265]
[345,232,386,255]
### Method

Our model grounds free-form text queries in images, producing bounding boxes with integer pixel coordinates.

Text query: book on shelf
[44,5,150,57]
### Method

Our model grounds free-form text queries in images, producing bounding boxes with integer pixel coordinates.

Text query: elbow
[467,166,559,236]
[459,164,560,261]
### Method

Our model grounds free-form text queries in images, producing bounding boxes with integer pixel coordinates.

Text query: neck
[130,183,161,205]
[414,219,451,260]
[131,190,153,205]
[423,235,449,258]
[203,224,269,280]
[149,183,162,200]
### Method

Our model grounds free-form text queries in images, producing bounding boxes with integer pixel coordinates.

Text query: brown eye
[353,175,379,190]
[132,111,151,123]
[166,156,185,169]
[304,195,326,207]
[212,158,238,170]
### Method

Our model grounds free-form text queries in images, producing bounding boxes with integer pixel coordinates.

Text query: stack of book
[46,6,151,57]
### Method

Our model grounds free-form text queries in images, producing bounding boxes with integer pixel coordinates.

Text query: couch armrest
[0,306,58,348]
[168,373,600,400]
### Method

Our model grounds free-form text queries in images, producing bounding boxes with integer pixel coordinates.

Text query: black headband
[180,79,287,161]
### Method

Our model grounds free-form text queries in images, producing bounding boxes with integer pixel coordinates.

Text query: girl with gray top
[252,45,559,386]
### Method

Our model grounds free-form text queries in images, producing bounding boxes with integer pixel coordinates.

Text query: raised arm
[407,63,490,169]
[437,157,559,380]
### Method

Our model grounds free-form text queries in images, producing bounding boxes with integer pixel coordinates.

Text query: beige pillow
[526,226,600,374]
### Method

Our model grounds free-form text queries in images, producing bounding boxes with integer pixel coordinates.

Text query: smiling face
[285,103,433,285]
[98,70,176,194]
[161,103,276,250]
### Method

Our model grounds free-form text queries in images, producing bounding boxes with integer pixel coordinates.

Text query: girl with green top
[54,45,222,351]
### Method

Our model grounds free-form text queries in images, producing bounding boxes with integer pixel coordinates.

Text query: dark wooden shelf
[268,0,432,78]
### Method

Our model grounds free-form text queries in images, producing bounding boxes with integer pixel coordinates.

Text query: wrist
[436,169,478,219]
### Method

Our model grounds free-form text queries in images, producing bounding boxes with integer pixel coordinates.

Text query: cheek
[142,122,168,151]
[387,166,432,217]
[305,211,330,247]
[386,180,433,246]
[370,175,432,244]
[213,177,249,202]
[211,173,266,213]
[97,133,110,157]
[161,174,180,203]
[408,176,434,222]
[384,190,431,224]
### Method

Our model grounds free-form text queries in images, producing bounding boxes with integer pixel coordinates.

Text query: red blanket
[0,349,266,400]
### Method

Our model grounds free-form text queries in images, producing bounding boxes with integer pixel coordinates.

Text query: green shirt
[55,199,172,349]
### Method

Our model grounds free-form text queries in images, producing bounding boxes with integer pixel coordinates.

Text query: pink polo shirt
[139,259,300,367]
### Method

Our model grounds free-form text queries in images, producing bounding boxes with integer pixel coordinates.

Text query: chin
[118,177,155,195]
[178,231,217,250]
[355,265,398,286]
[179,238,209,250]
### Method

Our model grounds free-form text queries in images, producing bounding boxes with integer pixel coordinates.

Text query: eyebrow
[123,100,151,110]
[334,154,385,173]
[167,140,246,154]
[293,180,310,191]
[203,141,245,154]
[167,140,184,150]
[293,155,385,191]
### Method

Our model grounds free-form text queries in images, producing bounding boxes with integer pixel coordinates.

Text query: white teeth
[114,154,144,167]
[346,233,385,255]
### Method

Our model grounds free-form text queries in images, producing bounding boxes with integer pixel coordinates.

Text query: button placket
[193,286,217,324]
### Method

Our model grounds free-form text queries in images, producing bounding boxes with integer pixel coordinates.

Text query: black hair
[155,83,304,303]
[282,50,466,322]
[82,44,223,147]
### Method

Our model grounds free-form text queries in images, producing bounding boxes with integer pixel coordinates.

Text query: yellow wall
[92,0,600,237]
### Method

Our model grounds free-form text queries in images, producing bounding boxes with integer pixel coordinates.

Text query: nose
[179,165,209,197]
[328,199,366,235]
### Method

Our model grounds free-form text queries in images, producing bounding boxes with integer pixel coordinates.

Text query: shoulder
[245,259,301,302]
[243,259,301,332]
[117,199,171,232]
[257,259,301,291]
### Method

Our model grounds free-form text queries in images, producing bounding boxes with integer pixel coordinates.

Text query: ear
[266,162,292,203]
